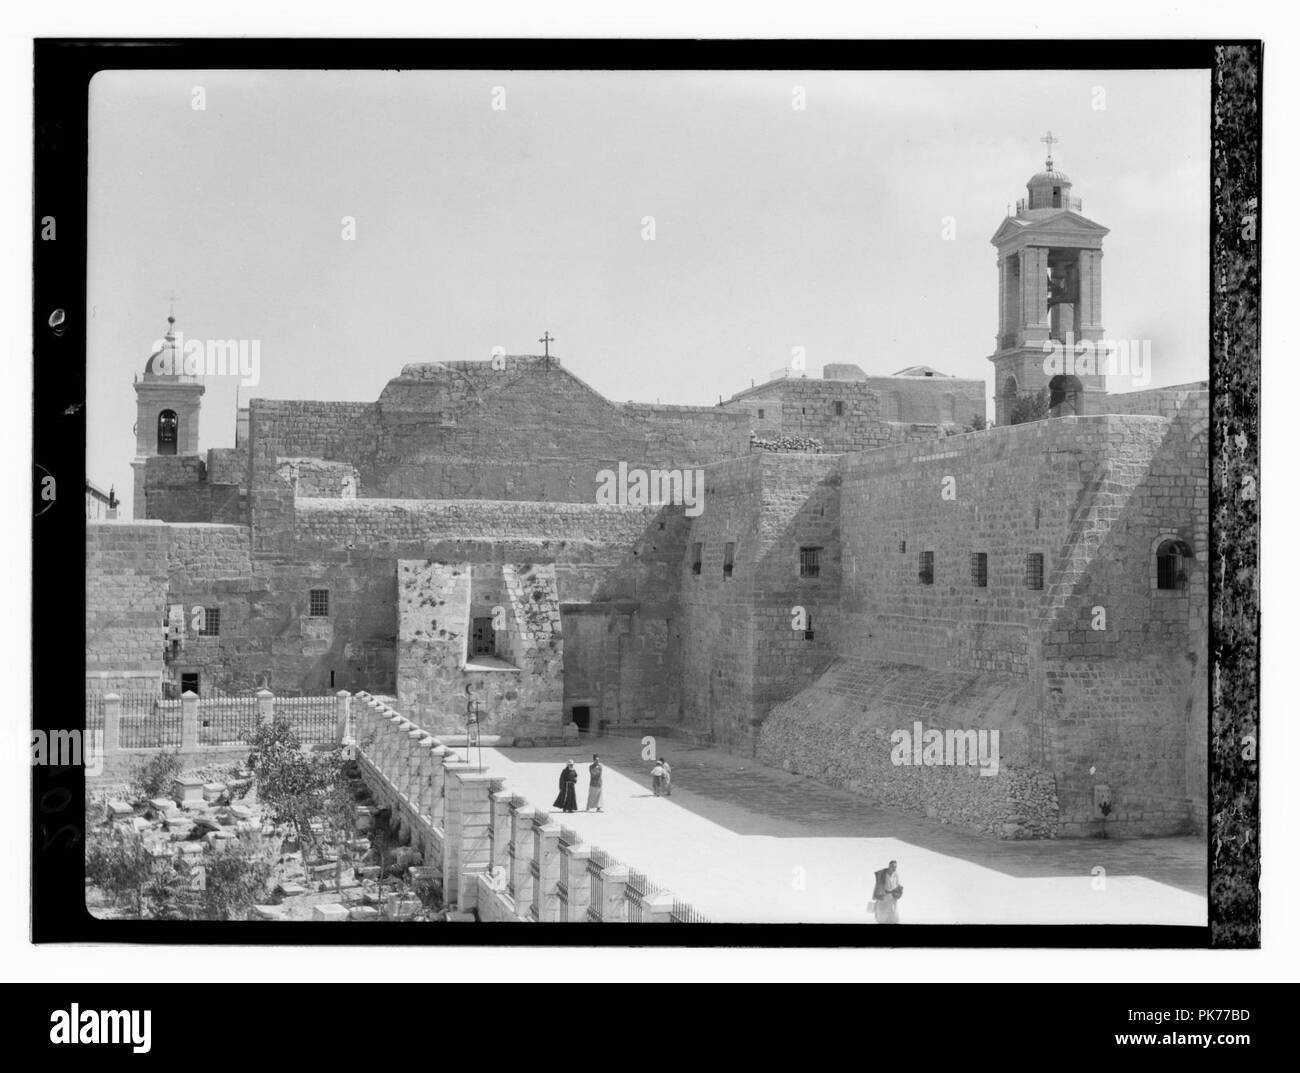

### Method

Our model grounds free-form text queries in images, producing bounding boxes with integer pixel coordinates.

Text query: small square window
[201,606,221,635]
[757,408,765,419]
[723,541,735,579]
[919,551,934,585]
[834,401,845,416]
[691,543,703,576]
[970,553,988,588]
[898,540,907,554]
[1026,553,1044,590]
[309,589,330,616]
[799,546,822,579]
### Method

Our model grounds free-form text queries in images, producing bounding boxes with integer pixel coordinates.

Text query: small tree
[246,716,350,866]
[1007,387,1050,425]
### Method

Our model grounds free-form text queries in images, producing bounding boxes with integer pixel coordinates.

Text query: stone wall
[757,659,1056,839]
[86,523,169,683]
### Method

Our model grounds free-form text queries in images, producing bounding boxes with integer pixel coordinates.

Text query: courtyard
[476,737,1207,926]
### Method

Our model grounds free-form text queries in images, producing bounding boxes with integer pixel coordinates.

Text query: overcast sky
[87,68,1210,512]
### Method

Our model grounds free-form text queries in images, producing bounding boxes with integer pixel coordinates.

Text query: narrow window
[799,546,822,579]
[201,606,221,635]
[918,551,934,585]
[1156,539,1192,590]
[691,542,703,576]
[723,541,735,579]
[309,589,330,616]
[157,409,178,455]
[470,616,496,656]
[757,408,765,419]
[898,540,906,554]
[803,613,815,641]
[970,552,988,588]
[834,400,845,417]
[1026,553,1044,590]
[180,672,199,696]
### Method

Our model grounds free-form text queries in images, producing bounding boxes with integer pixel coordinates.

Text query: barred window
[1156,539,1192,590]
[723,541,735,579]
[834,400,845,416]
[309,589,330,616]
[201,606,221,635]
[803,613,815,641]
[898,540,906,554]
[1026,553,1044,590]
[691,542,703,576]
[799,546,822,579]
[970,552,988,588]
[918,551,934,585]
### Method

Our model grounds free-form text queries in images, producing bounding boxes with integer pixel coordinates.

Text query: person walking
[871,860,903,924]
[586,754,604,812]
[554,760,579,813]
[660,756,673,796]
[650,759,666,796]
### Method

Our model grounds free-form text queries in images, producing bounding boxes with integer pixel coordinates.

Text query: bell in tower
[986,133,1109,425]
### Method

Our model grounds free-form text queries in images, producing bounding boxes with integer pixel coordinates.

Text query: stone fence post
[599,865,630,923]
[180,690,199,751]
[334,690,352,744]
[508,803,536,920]
[533,821,562,922]
[645,891,675,924]
[102,692,121,756]
[256,688,275,725]
[442,763,497,906]
[560,842,592,922]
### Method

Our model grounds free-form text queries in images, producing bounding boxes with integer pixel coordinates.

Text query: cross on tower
[1041,130,1059,169]
[539,330,554,369]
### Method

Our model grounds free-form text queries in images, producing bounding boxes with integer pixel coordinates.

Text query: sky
[87,68,1211,514]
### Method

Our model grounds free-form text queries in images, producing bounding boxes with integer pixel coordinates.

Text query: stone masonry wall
[86,523,170,682]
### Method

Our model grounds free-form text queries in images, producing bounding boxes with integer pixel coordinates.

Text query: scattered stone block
[179,841,205,857]
[228,804,255,822]
[445,911,476,922]
[169,826,196,842]
[277,881,308,897]
[202,782,228,803]
[357,865,381,880]
[251,905,285,921]
[149,797,177,814]
[130,817,152,833]
[384,894,422,920]
[348,905,380,921]
[106,800,134,820]
[355,807,374,833]
[172,775,206,809]
[312,903,349,922]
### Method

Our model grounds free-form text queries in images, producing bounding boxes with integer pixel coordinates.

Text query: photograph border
[34,37,1260,947]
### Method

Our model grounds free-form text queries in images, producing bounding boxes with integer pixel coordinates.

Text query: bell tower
[988,133,1109,425]
[131,311,205,518]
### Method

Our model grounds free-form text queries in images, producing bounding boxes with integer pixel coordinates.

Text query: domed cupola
[1022,132,1080,212]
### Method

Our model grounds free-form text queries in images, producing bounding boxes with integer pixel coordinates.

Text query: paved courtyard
[465,737,1207,926]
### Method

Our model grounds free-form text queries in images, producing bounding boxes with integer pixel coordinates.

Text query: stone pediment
[991,210,1109,248]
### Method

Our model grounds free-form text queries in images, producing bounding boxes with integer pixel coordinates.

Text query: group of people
[554,754,605,813]
[551,753,677,812]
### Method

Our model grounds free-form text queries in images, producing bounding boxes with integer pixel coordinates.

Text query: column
[180,691,199,751]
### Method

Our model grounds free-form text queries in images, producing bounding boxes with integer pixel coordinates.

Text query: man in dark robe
[554,761,579,813]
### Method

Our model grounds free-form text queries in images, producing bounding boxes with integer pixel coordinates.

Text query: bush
[1007,388,1050,425]
[85,825,155,915]
[129,750,183,802]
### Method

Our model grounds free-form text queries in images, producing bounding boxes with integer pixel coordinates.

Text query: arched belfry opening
[1048,375,1083,417]
[157,409,178,455]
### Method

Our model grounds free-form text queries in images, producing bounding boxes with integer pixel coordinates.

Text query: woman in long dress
[872,861,902,924]
[554,761,579,813]
[586,755,604,812]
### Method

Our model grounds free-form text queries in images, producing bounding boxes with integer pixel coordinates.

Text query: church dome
[143,316,181,378]
[1028,168,1071,188]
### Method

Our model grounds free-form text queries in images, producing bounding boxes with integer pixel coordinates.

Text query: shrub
[85,825,155,915]
[1007,387,1050,425]
[129,750,183,802]
[246,716,350,864]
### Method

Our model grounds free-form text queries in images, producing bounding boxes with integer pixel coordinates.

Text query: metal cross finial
[1041,130,1059,168]
[539,330,554,370]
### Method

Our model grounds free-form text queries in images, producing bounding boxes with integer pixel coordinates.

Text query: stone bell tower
[130,311,204,518]
[988,133,1109,425]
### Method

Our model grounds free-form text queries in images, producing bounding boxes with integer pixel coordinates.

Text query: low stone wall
[350,692,701,922]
